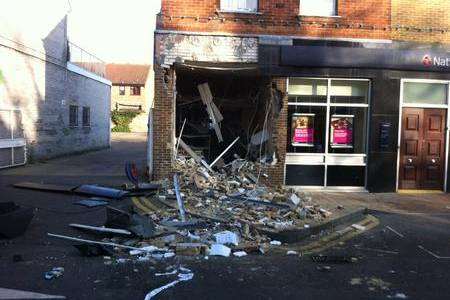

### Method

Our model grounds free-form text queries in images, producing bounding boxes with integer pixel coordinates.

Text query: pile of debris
[46,153,333,261]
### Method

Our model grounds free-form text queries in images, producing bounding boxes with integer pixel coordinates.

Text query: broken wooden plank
[198,83,213,104]
[198,83,224,142]
[69,223,132,236]
[210,101,224,122]
[198,83,223,121]
[47,233,161,252]
[174,118,187,159]
[73,185,128,199]
[13,182,75,193]
[178,139,212,171]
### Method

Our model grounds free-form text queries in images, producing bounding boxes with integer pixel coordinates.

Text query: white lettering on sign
[423,54,450,68]
[433,57,450,67]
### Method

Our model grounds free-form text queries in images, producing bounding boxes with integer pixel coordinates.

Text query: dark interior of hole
[175,68,271,163]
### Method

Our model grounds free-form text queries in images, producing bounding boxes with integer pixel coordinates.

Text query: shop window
[286,78,370,188]
[220,0,258,12]
[299,0,337,17]
[130,86,141,96]
[288,78,327,103]
[119,86,125,96]
[330,80,368,104]
[328,107,367,154]
[287,106,326,153]
[82,107,90,127]
[69,105,78,127]
[403,82,448,105]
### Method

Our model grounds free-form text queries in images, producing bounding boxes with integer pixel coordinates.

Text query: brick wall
[152,66,175,180]
[392,0,450,44]
[265,77,288,187]
[159,0,391,40]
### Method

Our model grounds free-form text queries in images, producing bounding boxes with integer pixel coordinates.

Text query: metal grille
[0,109,26,169]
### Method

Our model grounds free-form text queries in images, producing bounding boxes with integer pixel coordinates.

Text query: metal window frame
[285,77,371,190]
[396,78,450,192]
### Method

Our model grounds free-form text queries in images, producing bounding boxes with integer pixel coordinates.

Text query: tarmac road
[1,133,450,300]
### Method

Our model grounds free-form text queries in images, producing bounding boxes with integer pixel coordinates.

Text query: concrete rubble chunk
[214,231,240,246]
[209,244,231,257]
[233,251,248,257]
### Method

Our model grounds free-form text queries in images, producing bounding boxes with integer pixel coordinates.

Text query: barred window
[82,107,90,127]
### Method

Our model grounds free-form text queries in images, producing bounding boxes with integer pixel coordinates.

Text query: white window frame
[285,77,371,191]
[299,0,338,17]
[0,108,27,169]
[220,0,258,13]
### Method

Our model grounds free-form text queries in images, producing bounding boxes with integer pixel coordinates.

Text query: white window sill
[219,10,262,15]
[298,15,341,18]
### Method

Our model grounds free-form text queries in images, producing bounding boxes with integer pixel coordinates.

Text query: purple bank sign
[281,46,450,72]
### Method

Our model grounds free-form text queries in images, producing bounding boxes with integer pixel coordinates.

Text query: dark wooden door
[399,108,446,190]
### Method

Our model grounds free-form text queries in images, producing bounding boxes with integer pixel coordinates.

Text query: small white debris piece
[319,208,332,217]
[164,252,176,259]
[289,193,301,207]
[188,232,201,241]
[144,269,194,300]
[179,267,191,273]
[352,224,366,231]
[304,224,310,229]
[270,240,282,246]
[209,244,231,257]
[287,251,298,256]
[233,251,247,257]
[129,246,159,256]
[155,270,178,277]
[388,293,408,299]
[214,231,240,246]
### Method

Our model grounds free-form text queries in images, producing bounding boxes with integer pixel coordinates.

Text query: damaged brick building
[153,0,450,193]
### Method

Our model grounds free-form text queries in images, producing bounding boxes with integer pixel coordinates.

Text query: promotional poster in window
[292,113,315,147]
[330,115,354,148]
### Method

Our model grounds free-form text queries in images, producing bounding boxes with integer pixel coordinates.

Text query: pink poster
[292,114,314,147]
[330,115,354,148]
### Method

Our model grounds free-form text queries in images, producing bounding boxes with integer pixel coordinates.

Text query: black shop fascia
[260,40,450,193]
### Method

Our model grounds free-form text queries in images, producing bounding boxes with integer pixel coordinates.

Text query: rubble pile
[93,155,336,260]
[42,146,335,262]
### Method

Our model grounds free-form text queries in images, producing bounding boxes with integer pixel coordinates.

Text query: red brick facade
[153,66,175,180]
[265,78,288,187]
[159,0,391,40]
[152,0,450,183]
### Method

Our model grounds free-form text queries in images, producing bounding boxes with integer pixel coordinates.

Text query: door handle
[407,158,413,164]
[431,158,437,164]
